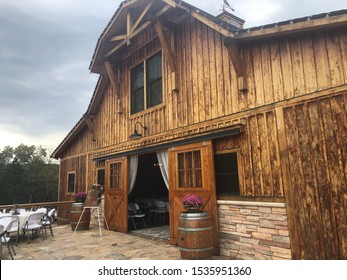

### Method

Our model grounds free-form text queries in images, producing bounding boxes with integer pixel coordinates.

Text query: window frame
[214,151,240,197]
[67,172,76,194]
[177,150,203,189]
[130,51,163,115]
[97,168,105,186]
[109,162,122,189]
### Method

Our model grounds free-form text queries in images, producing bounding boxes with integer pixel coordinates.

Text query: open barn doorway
[128,152,170,240]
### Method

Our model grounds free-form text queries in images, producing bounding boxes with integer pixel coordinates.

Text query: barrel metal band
[179,247,213,252]
[178,226,213,232]
[180,216,210,221]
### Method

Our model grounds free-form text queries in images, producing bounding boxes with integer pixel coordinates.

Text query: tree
[0,144,58,205]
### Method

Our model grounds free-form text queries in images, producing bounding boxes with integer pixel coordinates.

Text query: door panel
[105,157,128,233]
[169,140,219,254]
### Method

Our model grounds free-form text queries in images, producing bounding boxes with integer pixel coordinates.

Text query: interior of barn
[127,153,169,237]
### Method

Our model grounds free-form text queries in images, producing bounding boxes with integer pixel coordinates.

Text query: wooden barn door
[105,157,128,233]
[168,140,219,255]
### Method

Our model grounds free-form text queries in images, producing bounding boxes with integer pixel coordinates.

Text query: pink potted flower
[74,192,87,203]
[182,194,203,212]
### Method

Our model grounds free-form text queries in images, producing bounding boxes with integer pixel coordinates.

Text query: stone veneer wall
[90,195,105,227]
[218,200,292,260]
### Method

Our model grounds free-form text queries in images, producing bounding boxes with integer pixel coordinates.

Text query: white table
[0,211,35,231]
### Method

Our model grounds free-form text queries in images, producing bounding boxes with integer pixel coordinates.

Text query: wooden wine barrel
[70,203,91,230]
[178,211,213,259]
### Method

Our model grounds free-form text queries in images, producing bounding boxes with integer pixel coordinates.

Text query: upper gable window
[131,51,162,114]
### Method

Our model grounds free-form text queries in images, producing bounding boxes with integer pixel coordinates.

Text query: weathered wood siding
[239,110,284,197]
[62,20,347,153]
[282,92,347,259]
[59,156,87,202]
[59,126,94,158]
[59,17,347,200]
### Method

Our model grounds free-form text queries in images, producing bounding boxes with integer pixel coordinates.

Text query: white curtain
[156,149,169,189]
[128,155,138,195]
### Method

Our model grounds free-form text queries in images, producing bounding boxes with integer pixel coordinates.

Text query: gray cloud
[0,0,116,148]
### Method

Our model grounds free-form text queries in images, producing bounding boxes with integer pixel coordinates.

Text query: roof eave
[234,11,347,41]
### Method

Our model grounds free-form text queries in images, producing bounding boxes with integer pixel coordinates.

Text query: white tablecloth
[0,211,35,230]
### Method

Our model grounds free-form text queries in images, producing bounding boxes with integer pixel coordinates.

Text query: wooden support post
[155,21,176,71]
[104,61,118,93]
[84,114,96,131]
[126,10,133,45]
[225,39,247,93]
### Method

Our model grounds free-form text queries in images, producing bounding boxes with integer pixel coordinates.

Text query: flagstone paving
[2,224,232,260]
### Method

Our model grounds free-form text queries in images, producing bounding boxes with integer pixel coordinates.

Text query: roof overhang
[234,10,347,42]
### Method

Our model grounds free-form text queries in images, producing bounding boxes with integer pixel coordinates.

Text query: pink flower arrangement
[92,183,104,194]
[74,192,87,202]
[182,194,203,209]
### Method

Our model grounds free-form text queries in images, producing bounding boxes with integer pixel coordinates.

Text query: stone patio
[1,224,231,260]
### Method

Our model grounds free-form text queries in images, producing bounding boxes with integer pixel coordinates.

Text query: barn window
[97,168,105,186]
[214,153,240,196]
[177,150,202,188]
[67,172,76,193]
[110,162,122,189]
[131,51,162,114]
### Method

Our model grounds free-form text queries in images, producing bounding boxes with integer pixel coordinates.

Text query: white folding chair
[7,215,20,246]
[22,212,44,244]
[128,203,147,230]
[0,218,17,259]
[154,200,168,225]
[41,209,55,236]
[0,216,12,228]
[35,207,47,214]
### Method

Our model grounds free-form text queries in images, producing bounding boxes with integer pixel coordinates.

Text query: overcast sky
[0,0,345,153]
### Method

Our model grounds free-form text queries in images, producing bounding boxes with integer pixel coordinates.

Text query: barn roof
[51,0,347,159]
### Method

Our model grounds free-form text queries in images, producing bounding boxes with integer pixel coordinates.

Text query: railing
[0,201,75,225]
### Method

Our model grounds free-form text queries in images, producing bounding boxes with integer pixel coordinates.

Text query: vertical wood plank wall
[282,93,347,259]
[60,22,347,159]
[57,15,347,259]
[59,156,87,202]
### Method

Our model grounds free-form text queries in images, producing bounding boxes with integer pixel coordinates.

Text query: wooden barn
[52,0,347,260]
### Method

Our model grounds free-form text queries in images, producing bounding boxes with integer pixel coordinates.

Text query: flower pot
[70,202,91,231]
[178,211,213,259]
[185,207,201,213]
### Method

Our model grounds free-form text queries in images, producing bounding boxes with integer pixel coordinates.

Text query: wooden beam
[105,5,172,58]
[131,0,154,34]
[226,44,244,77]
[104,61,118,92]
[154,21,176,71]
[126,10,133,45]
[225,42,247,92]
[84,114,94,134]
[161,0,176,8]
[122,0,141,9]
[109,34,127,42]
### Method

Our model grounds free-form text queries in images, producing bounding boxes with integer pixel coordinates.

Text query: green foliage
[0,144,58,205]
